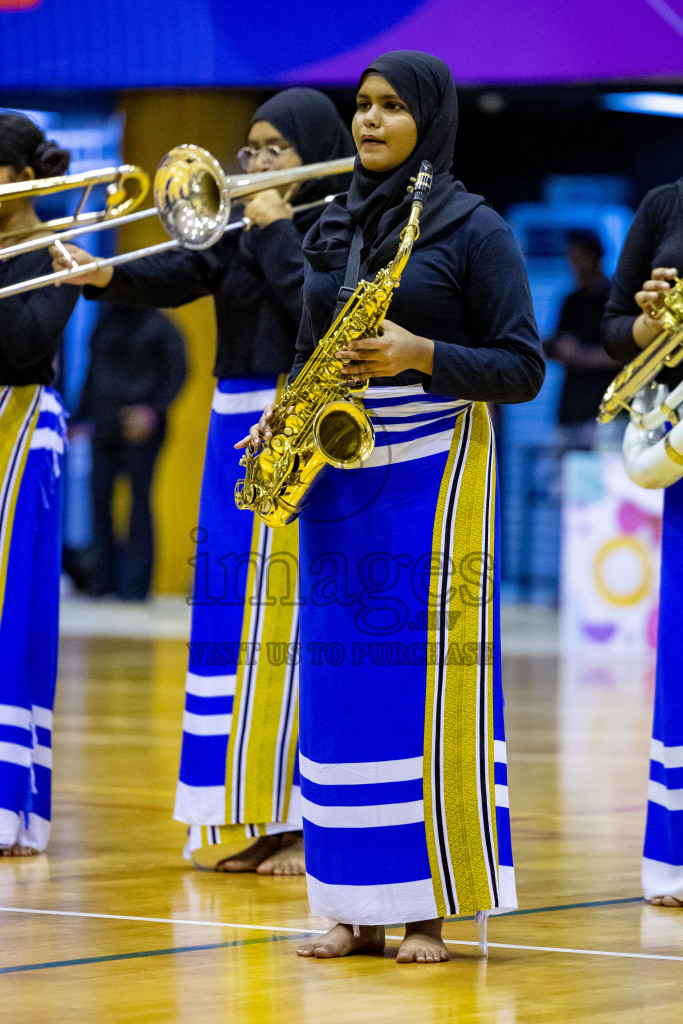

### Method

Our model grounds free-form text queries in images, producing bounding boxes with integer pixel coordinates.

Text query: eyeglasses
[236,144,293,170]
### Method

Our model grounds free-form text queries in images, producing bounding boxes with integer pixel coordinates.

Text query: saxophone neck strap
[333,224,364,319]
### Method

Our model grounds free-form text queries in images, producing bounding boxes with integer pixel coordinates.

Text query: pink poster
[560,451,663,651]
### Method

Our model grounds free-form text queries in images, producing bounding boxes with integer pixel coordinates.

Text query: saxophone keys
[284,413,303,434]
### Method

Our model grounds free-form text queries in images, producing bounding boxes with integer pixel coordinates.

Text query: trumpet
[0,146,354,299]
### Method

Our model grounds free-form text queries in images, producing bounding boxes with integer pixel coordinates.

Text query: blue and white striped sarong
[0,385,66,852]
[297,385,516,924]
[643,478,683,901]
[174,376,302,860]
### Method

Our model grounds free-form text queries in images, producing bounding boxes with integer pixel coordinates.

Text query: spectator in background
[79,304,186,600]
[546,229,619,449]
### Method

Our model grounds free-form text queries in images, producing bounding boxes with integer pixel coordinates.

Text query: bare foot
[649,895,683,907]
[396,919,449,964]
[214,834,282,873]
[257,832,305,875]
[0,844,40,857]
[297,923,385,958]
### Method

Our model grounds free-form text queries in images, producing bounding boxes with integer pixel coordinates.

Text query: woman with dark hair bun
[0,112,71,180]
[0,111,76,855]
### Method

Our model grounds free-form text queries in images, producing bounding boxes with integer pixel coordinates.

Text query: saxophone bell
[313,401,375,470]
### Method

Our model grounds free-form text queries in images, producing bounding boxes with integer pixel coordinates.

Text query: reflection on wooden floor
[2,629,682,1023]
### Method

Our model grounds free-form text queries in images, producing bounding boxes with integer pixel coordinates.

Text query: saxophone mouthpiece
[410,161,433,206]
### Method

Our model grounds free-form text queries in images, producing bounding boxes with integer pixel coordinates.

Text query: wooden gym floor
[1,603,681,1023]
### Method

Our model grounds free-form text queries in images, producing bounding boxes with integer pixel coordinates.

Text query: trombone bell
[153,145,354,251]
[0,164,149,232]
[154,146,228,251]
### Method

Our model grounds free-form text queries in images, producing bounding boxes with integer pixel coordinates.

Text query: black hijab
[303,51,484,273]
[248,88,354,223]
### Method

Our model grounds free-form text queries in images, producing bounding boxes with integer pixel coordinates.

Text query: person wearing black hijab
[245,53,543,963]
[291,51,543,397]
[54,89,354,875]
[0,112,74,855]
[602,183,683,909]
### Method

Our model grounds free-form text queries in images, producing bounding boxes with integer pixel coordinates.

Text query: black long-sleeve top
[291,205,544,404]
[78,305,187,432]
[603,179,683,382]
[83,218,306,379]
[0,249,80,386]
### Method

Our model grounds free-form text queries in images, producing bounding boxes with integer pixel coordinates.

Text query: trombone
[0,145,354,299]
[0,164,150,241]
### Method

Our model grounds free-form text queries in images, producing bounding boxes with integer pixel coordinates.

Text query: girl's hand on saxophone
[633,267,678,349]
[235,404,276,450]
[336,318,434,381]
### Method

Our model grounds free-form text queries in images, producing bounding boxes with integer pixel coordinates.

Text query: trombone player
[0,111,76,855]
[52,89,354,876]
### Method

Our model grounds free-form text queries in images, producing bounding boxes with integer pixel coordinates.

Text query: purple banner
[1,0,682,87]
[286,1,683,85]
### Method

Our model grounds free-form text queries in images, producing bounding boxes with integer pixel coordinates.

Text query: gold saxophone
[598,277,683,488]
[235,160,433,527]
[598,276,683,424]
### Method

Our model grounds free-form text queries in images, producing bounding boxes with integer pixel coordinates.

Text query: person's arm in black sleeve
[247,220,305,325]
[288,304,316,382]
[423,225,545,404]
[149,314,187,419]
[81,244,226,309]
[75,321,103,420]
[544,293,572,360]
[553,293,573,338]
[549,293,617,372]
[0,280,79,371]
[602,196,658,365]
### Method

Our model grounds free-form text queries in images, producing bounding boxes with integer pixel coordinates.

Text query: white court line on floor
[0,906,681,962]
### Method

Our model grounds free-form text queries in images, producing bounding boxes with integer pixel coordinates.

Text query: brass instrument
[152,145,353,250]
[0,146,354,299]
[598,277,683,488]
[235,160,434,527]
[0,163,149,241]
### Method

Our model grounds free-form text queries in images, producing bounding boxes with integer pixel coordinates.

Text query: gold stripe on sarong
[226,514,299,826]
[0,386,41,625]
[424,401,499,916]
[224,375,300,829]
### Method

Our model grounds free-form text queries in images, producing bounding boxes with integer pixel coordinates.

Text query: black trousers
[89,427,165,600]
